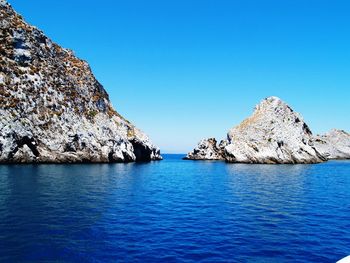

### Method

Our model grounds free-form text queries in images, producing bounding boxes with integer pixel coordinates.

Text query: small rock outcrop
[184,138,227,160]
[0,1,161,163]
[314,129,350,160]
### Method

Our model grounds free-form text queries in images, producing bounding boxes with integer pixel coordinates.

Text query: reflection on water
[0,156,350,262]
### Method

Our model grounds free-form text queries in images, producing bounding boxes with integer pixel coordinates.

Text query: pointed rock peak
[265,96,283,103]
[259,96,283,105]
[233,96,309,136]
[254,96,293,114]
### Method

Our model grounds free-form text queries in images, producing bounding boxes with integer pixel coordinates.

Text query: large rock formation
[184,138,227,160]
[314,129,350,160]
[0,1,161,163]
[224,97,325,164]
[185,96,343,164]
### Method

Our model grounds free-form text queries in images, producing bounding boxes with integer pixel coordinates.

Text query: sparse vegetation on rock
[0,0,161,163]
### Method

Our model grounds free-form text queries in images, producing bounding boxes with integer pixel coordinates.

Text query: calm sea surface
[0,155,349,262]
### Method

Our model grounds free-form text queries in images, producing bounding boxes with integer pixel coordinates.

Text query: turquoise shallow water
[0,155,349,262]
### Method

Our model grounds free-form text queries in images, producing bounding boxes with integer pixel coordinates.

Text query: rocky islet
[186,97,349,164]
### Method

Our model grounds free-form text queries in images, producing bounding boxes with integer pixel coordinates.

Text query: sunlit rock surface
[0,1,161,163]
[185,96,338,164]
[314,129,350,160]
[225,97,326,164]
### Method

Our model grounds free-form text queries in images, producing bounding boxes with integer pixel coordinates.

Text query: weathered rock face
[184,138,227,160]
[0,1,161,163]
[225,97,326,164]
[185,96,333,164]
[314,129,350,160]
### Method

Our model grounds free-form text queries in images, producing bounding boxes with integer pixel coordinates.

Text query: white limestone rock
[0,3,161,163]
[225,97,326,164]
[184,138,226,160]
[314,129,350,160]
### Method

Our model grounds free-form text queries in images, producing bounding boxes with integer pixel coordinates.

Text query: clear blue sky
[9,0,350,153]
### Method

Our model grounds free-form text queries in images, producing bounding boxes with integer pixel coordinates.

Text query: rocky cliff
[0,0,162,163]
[185,96,349,164]
[314,129,350,160]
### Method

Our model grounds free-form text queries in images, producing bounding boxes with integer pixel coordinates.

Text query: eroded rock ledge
[185,97,349,164]
[0,1,162,163]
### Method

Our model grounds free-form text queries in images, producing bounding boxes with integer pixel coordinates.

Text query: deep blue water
[0,155,350,262]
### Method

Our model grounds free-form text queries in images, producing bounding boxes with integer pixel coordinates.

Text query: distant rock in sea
[314,129,350,160]
[225,96,326,164]
[184,138,227,160]
[186,96,350,164]
[0,1,162,163]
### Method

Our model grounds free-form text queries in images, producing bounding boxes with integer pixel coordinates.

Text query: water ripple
[0,156,350,262]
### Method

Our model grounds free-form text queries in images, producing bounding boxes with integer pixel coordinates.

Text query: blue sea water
[0,155,349,263]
